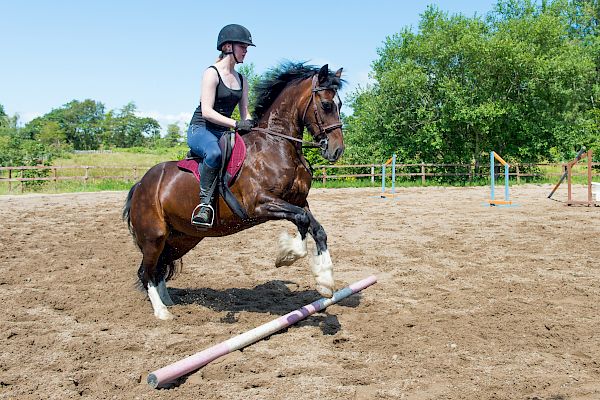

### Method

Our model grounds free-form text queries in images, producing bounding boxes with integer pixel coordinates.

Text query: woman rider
[187,24,256,227]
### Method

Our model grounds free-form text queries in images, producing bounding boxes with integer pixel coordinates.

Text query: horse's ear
[335,67,343,78]
[318,64,329,85]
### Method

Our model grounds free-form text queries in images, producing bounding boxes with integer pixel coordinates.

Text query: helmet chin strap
[223,44,243,64]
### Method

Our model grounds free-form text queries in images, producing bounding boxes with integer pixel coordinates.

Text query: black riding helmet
[217,24,255,51]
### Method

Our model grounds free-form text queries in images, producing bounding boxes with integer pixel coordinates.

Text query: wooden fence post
[8,168,12,192]
[420,163,426,184]
[133,166,138,181]
[84,166,89,186]
[371,166,374,185]
[515,163,520,184]
[322,168,326,184]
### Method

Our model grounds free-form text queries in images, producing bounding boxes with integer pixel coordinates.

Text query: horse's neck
[258,85,307,137]
[261,112,300,136]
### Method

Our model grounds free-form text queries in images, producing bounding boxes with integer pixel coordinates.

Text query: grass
[53,145,188,167]
[1,148,597,195]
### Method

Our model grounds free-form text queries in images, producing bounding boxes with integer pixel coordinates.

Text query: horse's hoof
[275,254,296,268]
[155,309,175,320]
[316,284,333,298]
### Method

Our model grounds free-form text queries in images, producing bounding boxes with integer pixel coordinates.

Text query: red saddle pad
[176,132,246,185]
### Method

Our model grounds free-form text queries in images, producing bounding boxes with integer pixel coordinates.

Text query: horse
[123,62,345,320]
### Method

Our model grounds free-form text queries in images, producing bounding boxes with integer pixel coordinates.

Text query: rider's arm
[200,68,236,129]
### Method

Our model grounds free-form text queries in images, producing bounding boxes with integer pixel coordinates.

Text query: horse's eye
[322,101,333,112]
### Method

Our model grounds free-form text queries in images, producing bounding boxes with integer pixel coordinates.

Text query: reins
[250,127,322,148]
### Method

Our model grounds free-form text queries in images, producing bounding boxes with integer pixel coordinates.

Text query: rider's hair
[215,43,231,62]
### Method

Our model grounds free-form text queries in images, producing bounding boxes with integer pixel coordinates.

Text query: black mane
[253,61,344,120]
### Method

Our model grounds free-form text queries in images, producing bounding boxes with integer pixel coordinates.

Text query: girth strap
[218,132,249,221]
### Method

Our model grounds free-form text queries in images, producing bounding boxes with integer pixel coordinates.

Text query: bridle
[251,74,343,150]
[301,75,343,150]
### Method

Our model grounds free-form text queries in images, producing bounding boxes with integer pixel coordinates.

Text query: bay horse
[123,63,345,320]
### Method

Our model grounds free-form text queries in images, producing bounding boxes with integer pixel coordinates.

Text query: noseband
[301,75,343,150]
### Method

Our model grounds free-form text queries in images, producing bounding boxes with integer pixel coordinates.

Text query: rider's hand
[235,119,256,134]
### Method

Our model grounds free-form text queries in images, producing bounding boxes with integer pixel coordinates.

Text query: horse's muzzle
[322,146,345,162]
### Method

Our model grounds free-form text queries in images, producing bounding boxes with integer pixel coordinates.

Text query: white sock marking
[275,231,308,267]
[311,250,334,298]
[148,282,174,320]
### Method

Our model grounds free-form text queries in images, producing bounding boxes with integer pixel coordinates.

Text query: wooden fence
[0,165,150,193]
[315,162,599,184]
[0,162,598,193]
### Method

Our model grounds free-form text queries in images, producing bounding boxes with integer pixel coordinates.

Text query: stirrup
[191,203,215,227]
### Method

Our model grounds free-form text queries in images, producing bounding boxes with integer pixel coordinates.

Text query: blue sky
[1,1,498,130]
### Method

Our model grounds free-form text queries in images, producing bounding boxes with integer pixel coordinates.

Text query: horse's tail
[123,182,140,245]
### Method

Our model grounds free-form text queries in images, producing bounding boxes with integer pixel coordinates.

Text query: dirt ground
[1,184,599,399]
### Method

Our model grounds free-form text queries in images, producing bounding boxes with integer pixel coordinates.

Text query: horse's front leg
[303,205,334,298]
[255,199,334,297]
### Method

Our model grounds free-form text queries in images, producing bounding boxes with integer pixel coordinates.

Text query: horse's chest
[283,171,311,205]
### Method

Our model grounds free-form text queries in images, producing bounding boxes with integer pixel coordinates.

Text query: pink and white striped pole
[147,275,377,388]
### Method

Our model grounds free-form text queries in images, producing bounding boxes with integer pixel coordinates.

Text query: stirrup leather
[191,203,215,227]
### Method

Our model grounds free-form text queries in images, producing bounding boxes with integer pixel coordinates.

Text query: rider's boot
[191,163,220,227]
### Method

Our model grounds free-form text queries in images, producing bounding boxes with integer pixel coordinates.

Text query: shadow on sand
[168,279,363,335]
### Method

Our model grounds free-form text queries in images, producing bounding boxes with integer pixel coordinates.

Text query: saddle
[176,132,248,221]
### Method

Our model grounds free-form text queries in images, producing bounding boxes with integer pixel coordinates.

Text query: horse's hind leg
[157,279,173,306]
[155,249,177,306]
[137,234,175,320]
[155,236,203,307]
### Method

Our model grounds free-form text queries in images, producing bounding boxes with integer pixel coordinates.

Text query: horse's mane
[253,61,344,120]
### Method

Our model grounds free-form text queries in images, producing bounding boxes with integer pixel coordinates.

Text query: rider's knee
[204,148,222,168]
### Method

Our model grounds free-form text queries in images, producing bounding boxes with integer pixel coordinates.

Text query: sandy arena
[1,184,599,399]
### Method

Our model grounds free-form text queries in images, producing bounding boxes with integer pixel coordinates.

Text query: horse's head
[302,65,345,162]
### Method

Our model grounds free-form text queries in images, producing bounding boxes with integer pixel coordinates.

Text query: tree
[0,104,19,132]
[343,1,599,166]
[0,104,7,127]
[96,102,161,148]
[344,8,492,164]
[485,0,597,160]
[164,123,183,146]
[37,120,67,148]
[0,107,59,168]
[232,63,259,122]
[24,99,106,150]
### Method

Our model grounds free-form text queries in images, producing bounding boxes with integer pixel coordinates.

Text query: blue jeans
[187,124,224,168]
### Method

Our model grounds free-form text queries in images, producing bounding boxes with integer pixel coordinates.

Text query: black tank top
[190,66,243,132]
